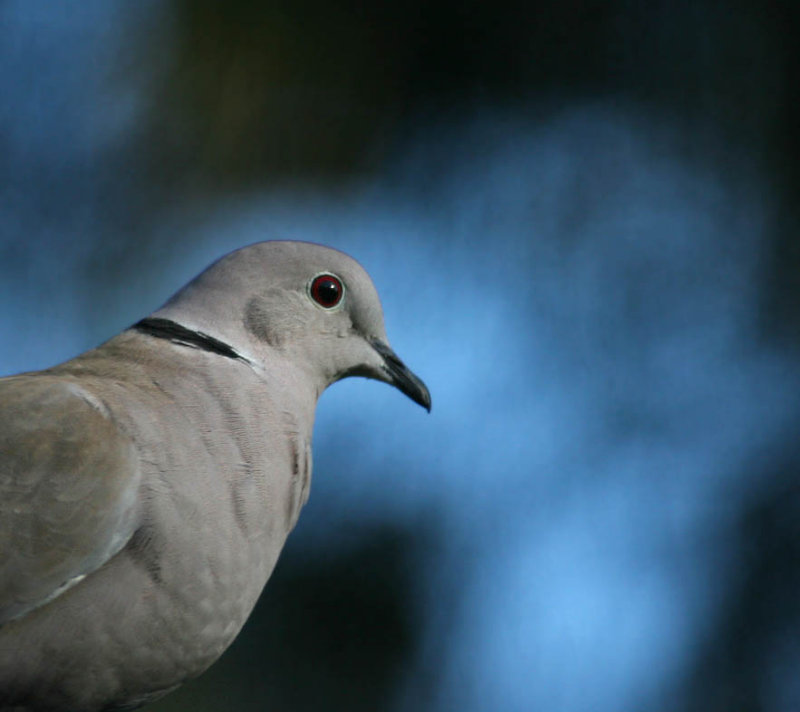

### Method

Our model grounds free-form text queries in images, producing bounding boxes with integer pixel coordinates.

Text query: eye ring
[308,273,345,309]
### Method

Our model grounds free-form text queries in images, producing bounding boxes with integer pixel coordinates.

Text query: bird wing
[0,374,141,624]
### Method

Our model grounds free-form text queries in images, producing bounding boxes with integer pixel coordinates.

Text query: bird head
[152,241,431,411]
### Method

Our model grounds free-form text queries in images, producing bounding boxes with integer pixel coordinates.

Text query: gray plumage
[0,241,430,712]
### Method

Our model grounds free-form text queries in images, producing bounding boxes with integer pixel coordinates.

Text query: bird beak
[370,339,432,412]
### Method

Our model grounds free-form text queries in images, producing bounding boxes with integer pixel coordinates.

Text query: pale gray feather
[0,376,140,624]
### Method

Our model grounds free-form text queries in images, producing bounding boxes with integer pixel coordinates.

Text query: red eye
[309,273,344,308]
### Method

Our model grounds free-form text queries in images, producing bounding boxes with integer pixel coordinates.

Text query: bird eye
[309,273,344,309]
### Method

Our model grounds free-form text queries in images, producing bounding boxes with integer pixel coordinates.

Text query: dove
[0,240,430,711]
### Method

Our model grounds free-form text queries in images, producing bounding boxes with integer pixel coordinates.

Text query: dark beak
[371,339,432,412]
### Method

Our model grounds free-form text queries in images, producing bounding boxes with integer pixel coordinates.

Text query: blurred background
[2,1,800,710]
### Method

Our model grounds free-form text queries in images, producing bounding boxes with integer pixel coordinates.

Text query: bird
[0,240,430,711]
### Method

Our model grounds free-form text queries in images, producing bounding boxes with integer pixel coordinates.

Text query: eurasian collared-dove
[0,241,430,712]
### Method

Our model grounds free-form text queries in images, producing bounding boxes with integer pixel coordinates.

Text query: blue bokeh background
[3,2,800,710]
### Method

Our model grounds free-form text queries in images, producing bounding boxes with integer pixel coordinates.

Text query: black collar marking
[132,317,244,361]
